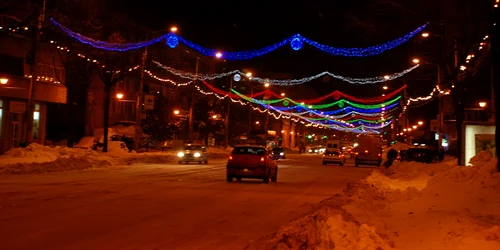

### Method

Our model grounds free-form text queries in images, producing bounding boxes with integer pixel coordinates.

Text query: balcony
[0,74,67,104]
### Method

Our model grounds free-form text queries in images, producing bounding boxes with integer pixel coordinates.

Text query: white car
[322,150,345,166]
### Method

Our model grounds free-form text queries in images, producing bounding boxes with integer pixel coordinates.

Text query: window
[36,63,65,84]
[0,54,24,77]
[33,104,40,140]
[0,100,3,137]
[232,147,266,155]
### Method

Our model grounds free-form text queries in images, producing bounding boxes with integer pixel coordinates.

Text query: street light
[0,78,8,84]
[212,115,217,119]
[173,110,180,115]
[418,121,424,125]
[116,93,124,99]
[422,32,429,38]
[479,102,487,108]
[170,26,178,32]
[215,52,222,58]
[383,75,390,80]
[281,93,285,97]
[246,72,252,77]
[264,82,270,87]
[412,125,417,129]
[255,121,260,124]
[382,86,388,90]
[412,58,420,64]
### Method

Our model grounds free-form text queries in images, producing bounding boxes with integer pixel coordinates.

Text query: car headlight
[280,152,284,156]
[177,152,184,157]
[314,150,318,152]
[194,152,201,157]
[309,149,312,152]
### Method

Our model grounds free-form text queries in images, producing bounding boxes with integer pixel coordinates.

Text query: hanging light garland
[50,18,428,58]
[153,60,419,85]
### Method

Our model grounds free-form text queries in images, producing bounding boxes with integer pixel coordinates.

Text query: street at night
[0,154,371,250]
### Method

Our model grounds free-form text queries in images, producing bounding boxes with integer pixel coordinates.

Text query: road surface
[0,154,372,250]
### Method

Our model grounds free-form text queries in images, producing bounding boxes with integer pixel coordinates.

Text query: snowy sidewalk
[248,151,500,250]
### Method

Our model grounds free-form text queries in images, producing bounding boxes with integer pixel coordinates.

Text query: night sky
[104,0,490,124]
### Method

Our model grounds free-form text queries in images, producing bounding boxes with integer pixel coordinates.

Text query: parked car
[177,144,208,164]
[322,150,345,166]
[405,147,438,163]
[272,147,286,159]
[226,145,278,183]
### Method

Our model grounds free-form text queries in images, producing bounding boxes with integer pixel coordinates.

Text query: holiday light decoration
[141,71,386,133]
[153,60,419,85]
[231,89,395,132]
[51,18,427,59]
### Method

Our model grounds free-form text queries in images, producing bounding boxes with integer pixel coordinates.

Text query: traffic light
[307,135,312,139]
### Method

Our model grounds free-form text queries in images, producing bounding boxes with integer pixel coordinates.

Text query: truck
[326,140,342,151]
[355,136,382,167]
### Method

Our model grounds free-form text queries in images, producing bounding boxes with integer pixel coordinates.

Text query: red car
[226,145,278,183]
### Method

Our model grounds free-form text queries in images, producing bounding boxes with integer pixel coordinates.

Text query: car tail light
[355,152,358,155]
[229,156,233,160]
[260,157,265,162]
[365,150,369,153]
[378,153,381,156]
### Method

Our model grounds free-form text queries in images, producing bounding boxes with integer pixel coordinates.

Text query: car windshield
[272,148,284,152]
[184,145,203,151]
[326,151,340,155]
[232,147,266,156]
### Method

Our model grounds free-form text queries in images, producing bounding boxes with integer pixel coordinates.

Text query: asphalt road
[0,154,372,250]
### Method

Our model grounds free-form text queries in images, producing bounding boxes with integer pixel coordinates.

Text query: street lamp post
[225,78,233,148]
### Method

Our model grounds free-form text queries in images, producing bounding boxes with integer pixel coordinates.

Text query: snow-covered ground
[0,143,231,175]
[249,151,500,250]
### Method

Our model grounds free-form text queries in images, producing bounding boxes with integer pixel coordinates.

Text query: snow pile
[0,143,175,175]
[0,144,232,175]
[250,151,500,250]
[207,146,232,159]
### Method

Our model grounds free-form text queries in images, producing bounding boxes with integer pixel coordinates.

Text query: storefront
[0,75,66,154]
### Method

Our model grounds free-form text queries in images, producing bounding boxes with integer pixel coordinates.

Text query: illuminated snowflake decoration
[166,35,179,48]
[233,74,241,82]
[290,36,303,51]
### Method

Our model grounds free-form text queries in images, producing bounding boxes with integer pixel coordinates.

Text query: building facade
[0,21,67,154]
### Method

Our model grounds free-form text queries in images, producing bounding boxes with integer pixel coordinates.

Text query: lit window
[33,104,40,140]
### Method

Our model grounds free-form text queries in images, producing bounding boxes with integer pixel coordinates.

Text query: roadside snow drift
[0,143,230,175]
[248,151,500,250]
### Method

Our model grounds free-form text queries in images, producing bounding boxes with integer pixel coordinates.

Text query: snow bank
[382,142,411,162]
[0,144,230,175]
[250,151,500,250]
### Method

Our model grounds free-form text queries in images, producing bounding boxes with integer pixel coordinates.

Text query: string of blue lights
[50,18,428,59]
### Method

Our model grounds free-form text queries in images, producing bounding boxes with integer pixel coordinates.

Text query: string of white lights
[153,60,420,85]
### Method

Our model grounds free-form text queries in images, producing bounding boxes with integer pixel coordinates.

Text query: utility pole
[134,43,147,151]
[188,58,199,141]
[248,87,253,135]
[26,0,46,143]
[437,65,444,150]
[224,78,233,147]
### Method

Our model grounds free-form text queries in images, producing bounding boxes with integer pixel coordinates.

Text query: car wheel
[199,161,202,164]
[178,161,182,164]
[226,175,233,182]
[271,172,277,182]
[263,177,269,184]
[340,162,344,166]
[322,161,327,165]
[204,159,208,164]
[236,177,242,181]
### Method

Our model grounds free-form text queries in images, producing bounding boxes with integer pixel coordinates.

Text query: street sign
[144,95,155,110]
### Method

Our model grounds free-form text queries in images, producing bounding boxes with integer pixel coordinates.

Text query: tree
[50,0,142,152]
[335,0,491,165]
